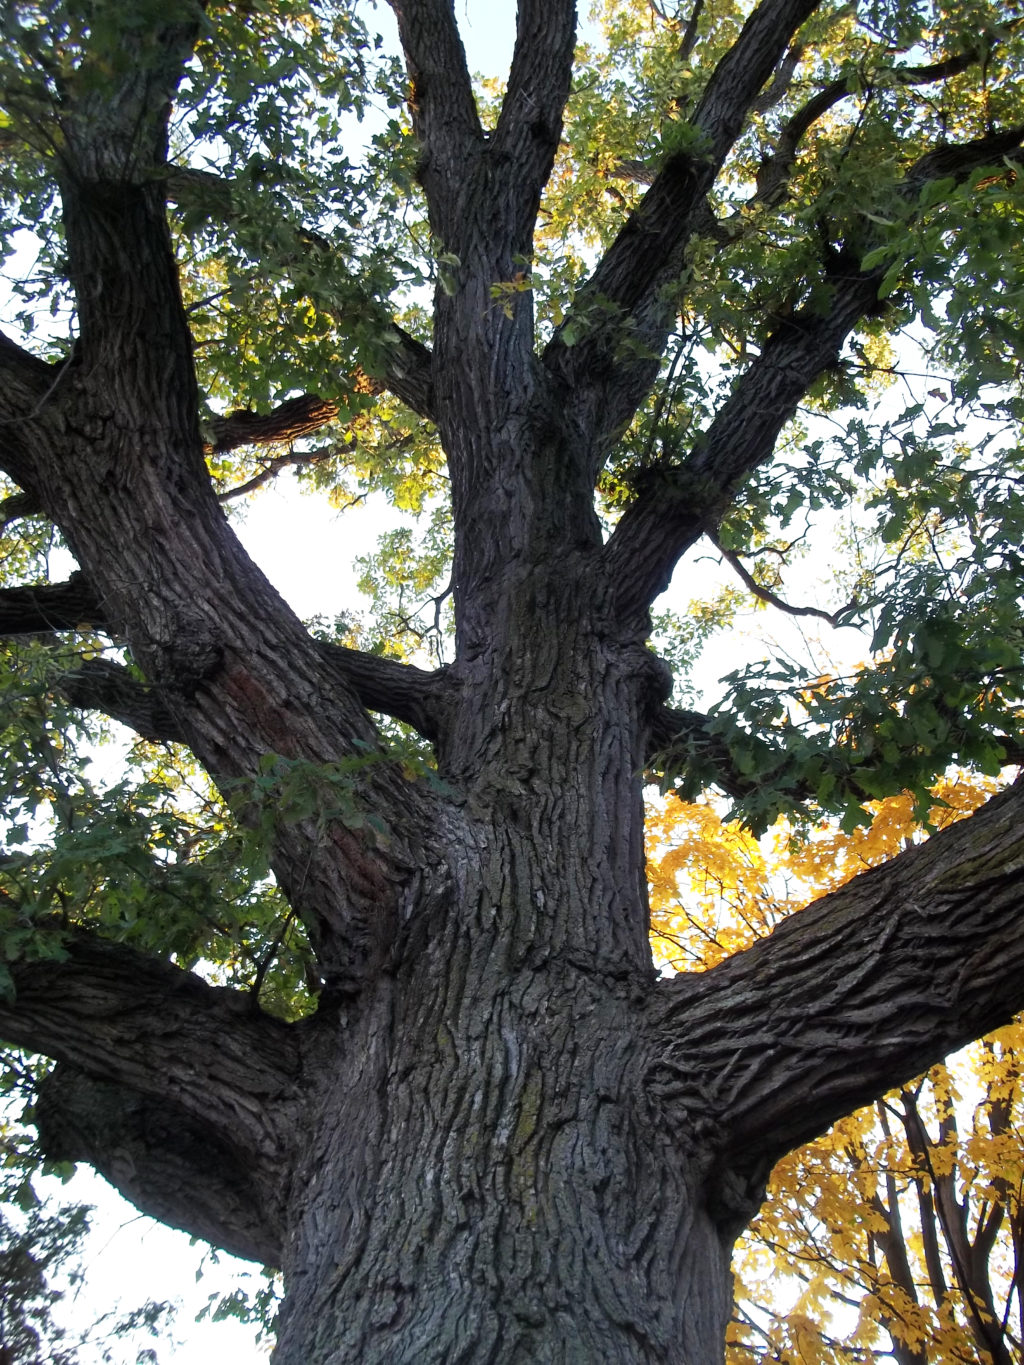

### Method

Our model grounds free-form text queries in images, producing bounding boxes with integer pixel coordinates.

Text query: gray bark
[1,2,1024,1362]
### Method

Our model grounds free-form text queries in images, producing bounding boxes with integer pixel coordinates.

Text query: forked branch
[604,122,1024,619]
[544,0,822,461]
[752,43,986,207]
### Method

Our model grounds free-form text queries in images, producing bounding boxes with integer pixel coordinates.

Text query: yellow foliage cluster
[647,777,1023,1363]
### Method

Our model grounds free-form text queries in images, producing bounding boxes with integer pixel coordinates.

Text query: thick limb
[544,0,823,461]
[386,0,483,241]
[0,934,306,1262]
[604,121,1024,621]
[36,1064,283,1264]
[647,780,1024,1207]
[5,12,450,992]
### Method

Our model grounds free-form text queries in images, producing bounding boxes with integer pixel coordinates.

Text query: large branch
[0,571,108,635]
[0,933,305,1262]
[0,569,451,743]
[386,0,483,239]
[39,30,447,992]
[318,643,451,743]
[56,7,201,184]
[36,1064,281,1264]
[0,490,40,530]
[688,0,822,163]
[209,392,340,454]
[604,265,886,618]
[0,329,67,496]
[62,648,449,747]
[604,123,1024,619]
[647,778,1024,1203]
[543,0,822,457]
[57,657,181,742]
[491,0,577,243]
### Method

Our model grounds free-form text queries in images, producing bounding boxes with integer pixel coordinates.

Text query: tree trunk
[5,6,1024,1364]
[267,553,736,1363]
[277,978,737,1364]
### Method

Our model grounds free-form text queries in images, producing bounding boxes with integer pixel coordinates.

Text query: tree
[648,781,1024,1361]
[1,0,1024,1359]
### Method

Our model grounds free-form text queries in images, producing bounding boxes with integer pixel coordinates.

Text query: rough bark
[0,935,304,1264]
[2,2,1024,1362]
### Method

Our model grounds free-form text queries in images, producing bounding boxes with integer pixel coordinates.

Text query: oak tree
[2,0,1024,1360]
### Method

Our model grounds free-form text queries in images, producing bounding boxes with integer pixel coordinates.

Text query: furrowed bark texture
[0,936,305,1264]
[4,2,1024,1363]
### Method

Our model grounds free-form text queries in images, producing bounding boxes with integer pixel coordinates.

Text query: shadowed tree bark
[1,1,1024,1361]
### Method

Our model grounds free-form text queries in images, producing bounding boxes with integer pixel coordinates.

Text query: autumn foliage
[649,780,1023,1363]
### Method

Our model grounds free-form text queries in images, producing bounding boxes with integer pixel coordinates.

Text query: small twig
[249,906,300,1004]
[713,534,865,627]
[0,353,73,427]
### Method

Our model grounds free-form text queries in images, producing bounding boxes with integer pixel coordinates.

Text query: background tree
[649,780,1024,1362]
[1,0,1024,1360]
